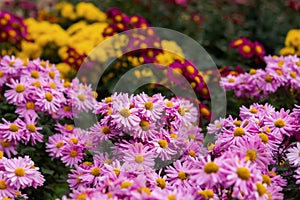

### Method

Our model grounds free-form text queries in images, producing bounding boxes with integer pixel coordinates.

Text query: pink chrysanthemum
[4,78,30,104]
[190,155,223,188]
[4,156,43,189]
[264,108,296,138]
[61,144,85,167]
[111,93,140,130]
[165,160,195,188]
[122,143,155,172]
[221,155,262,198]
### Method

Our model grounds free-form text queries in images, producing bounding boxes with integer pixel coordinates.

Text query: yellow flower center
[198,189,214,199]
[178,107,185,116]
[255,46,262,54]
[201,107,210,117]
[0,180,7,190]
[258,133,269,144]
[144,101,153,110]
[101,126,111,134]
[246,149,257,162]
[264,75,273,83]
[65,125,73,131]
[228,77,235,83]
[77,193,87,200]
[64,81,71,88]
[189,150,196,157]
[31,70,40,78]
[113,168,120,176]
[278,60,284,67]
[138,187,151,195]
[166,101,174,107]
[262,174,271,186]
[233,120,242,127]
[140,120,150,131]
[274,119,285,128]
[32,81,42,88]
[64,106,71,112]
[77,94,85,102]
[156,177,166,189]
[0,71,4,77]
[290,71,297,79]
[49,82,56,89]
[256,183,267,196]
[120,108,130,118]
[135,154,144,164]
[177,171,188,180]
[14,168,25,177]
[0,150,3,159]
[249,108,258,114]
[204,162,219,174]
[170,133,177,139]
[69,137,78,144]
[242,45,251,53]
[26,124,36,132]
[168,194,176,200]
[186,65,195,74]
[90,167,101,177]
[45,92,53,102]
[276,69,282,76]
[25,102,35,110]
[56,141,64,148]
[121,181,132,189]
[15,84,25,93]
[158,140,168,148]
[49,71,55,79]
[234,39,243,46]
[69,150,78,158]
[249,69,256,75]
[9,123,19,132]
[105,97,112,103]
[233,127,245,137]
[236,167,251,180]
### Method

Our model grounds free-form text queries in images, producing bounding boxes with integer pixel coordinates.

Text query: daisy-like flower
[35,87,64,113]
[89,122,115,143]
[237,40,254,58]
[165,160,194,188]
[4,156,37,189]
[70,80,95,113]
[111,93,140,130]
[46,134,66,158]
[151,134,177,161]
[264,108,296,138]
[132,118,158,141]
[134,92,164,121]
[80,159,105,187]
[0,118,25,143]
[122,143,155,172]
[4,78,30,104]
[61,144,85,167]
[286,142,300,167]
[230,135,272,170]
[220,155,261,198]
[190,155,222,188]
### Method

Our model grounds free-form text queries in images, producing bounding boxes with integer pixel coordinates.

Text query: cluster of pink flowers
[221,55,300,98]
[230,37,266,59]
[58,98,300,199]
[0,153,45,199]
[0,55,96,158]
